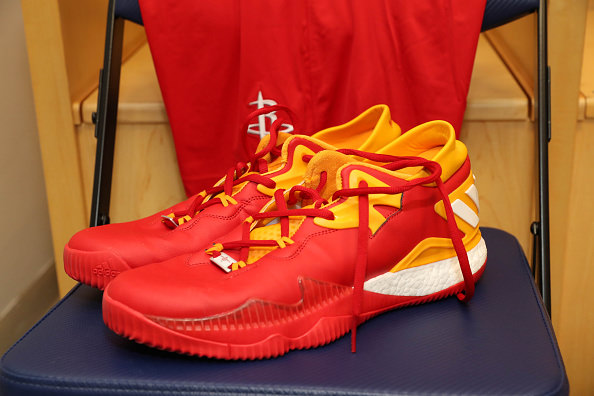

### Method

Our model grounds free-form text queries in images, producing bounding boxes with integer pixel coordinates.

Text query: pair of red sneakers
[65,105,486,359]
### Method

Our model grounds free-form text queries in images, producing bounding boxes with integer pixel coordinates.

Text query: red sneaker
[64,105,400,289]
[102,120,486,359]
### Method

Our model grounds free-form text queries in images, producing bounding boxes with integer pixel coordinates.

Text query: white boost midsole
[364,238,487,296]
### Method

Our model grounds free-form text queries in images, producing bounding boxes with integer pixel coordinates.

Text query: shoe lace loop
[205,184,333,266]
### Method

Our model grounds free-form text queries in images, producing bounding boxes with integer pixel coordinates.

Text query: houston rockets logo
[247,91,294,139]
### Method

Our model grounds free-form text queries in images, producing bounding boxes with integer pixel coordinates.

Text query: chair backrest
[115,0,143,25]
[482,0,539,31]
[114,0,539,29]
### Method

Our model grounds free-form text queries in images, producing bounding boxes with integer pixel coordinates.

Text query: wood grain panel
[485,15,537,118]
[548,0,589,320]
[460,121,536,254]
[556,120,594,395]
[81,44,167,124]
[555,1,594,393]
[57,0,146,123]
[76,123,186,224]
[582,4,594,118]
[465,36,529,121]
[21,0,87,295]
[58,0,144,99]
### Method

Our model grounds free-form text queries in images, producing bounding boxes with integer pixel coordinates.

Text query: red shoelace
[335,149,475,352]
[206,178,331,269]
[206,150,475,352]
[162,105,294,229]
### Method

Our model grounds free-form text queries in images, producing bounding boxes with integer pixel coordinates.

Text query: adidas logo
[451,183,480,227]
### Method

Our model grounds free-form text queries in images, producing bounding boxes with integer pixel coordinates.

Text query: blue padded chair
[1,1,565,395]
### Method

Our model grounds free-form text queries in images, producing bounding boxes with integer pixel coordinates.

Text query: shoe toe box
[103,253,225,319]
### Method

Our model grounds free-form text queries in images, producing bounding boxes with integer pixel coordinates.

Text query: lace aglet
[457,291,473,303]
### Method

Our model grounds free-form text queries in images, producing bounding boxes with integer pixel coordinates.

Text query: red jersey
[139,0,486,196]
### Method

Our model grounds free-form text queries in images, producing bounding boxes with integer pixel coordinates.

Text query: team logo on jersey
[247,91,294,139]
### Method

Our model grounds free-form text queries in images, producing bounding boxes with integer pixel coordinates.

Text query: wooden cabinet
[556,3,594,394]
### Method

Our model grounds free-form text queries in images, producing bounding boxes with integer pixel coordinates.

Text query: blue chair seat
[0,228,567,395]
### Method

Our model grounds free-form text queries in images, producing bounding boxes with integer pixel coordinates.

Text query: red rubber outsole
[64,245,131,290]
[102,260,486,360]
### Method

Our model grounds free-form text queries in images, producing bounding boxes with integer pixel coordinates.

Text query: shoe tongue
[258,135,338,195]
[303,150,358,200]
[277,134,338,172]
[255,132,294,165]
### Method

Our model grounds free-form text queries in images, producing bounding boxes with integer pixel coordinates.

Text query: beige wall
[0,1,57,351]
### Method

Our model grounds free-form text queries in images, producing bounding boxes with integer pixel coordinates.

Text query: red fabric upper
[138,0,486,196]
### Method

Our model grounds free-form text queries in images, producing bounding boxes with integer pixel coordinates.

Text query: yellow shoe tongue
[255,131,293,153]
[244,149,378,265]
[241,143,364,265]
[303,150,358,201]
[266,134,339,174]
[256,134,339,196]
[254,132,294,166]
[246,218,303,264]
